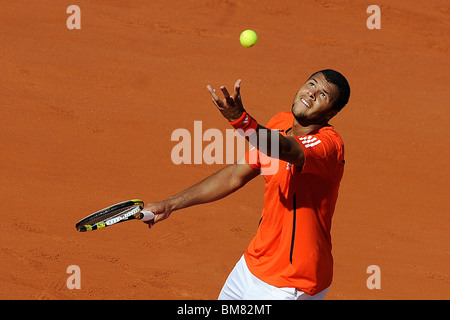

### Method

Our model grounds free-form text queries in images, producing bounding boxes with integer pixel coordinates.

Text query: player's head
[291,69,350,125]
[309,69,350,112]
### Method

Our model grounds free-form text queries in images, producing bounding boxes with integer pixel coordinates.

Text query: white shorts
[218,255,329,300]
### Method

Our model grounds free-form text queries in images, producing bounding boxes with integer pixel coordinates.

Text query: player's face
[291,73,340,125]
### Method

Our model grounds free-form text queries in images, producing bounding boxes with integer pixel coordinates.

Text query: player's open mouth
[301,98,311,108]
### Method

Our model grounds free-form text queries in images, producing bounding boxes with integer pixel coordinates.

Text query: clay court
[1,0,448,300]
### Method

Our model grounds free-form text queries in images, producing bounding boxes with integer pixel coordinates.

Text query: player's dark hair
[309,69,350,112]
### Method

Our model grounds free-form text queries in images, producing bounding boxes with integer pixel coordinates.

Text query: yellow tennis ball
[240,29,258,48]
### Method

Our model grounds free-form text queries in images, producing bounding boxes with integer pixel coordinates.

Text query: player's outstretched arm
[142,158,259,229]
[207,79,305,167]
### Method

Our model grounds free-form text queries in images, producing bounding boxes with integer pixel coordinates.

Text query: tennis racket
[75,199,154,232]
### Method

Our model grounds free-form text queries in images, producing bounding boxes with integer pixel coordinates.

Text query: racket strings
[85,206,137,225]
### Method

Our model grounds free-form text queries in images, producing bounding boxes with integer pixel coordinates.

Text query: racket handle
[136,211,155,222]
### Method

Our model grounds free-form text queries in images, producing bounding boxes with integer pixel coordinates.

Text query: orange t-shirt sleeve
[294,131,343,176]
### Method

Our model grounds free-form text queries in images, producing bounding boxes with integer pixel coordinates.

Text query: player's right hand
[142,200,174,229]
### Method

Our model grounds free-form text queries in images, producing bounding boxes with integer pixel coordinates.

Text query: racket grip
[137,211,155,222]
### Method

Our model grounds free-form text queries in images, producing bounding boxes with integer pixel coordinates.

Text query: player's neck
[289,120,329,136]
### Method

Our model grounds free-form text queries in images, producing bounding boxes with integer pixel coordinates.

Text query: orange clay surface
[0,0,449,299]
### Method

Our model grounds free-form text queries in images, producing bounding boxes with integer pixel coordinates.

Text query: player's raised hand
[207,79,244,122]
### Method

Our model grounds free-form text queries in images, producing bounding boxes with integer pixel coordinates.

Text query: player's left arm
[142,157,259,228]
[207,79,305,167]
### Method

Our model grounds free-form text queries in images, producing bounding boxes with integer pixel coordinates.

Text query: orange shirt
[244,112,345,295]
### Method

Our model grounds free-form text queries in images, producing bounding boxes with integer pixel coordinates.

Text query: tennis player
[143,69,350,300]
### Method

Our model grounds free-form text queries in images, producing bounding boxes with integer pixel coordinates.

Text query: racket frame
[76,199,144,232]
